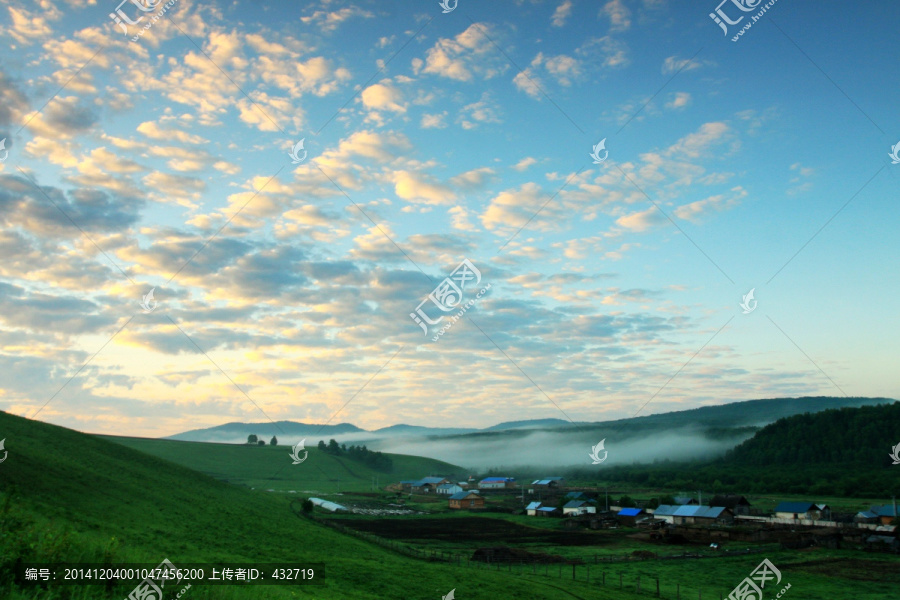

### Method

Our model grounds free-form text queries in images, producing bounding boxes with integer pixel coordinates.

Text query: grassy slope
[98,435,900,599]
[0,411,637,600]
[102,435,464,493]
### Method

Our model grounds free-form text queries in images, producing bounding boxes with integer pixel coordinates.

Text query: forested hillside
[724,402,900,466]
[568,402,900,497]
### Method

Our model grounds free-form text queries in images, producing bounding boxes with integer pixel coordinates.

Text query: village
[323,474,900,553]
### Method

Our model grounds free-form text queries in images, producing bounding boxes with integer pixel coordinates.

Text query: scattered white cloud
[552,0,573,27]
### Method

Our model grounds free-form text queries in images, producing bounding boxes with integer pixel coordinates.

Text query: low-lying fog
[198,427,753,471]
[361,429,749,470]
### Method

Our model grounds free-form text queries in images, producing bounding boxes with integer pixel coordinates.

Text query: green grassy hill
[0,411,636,600]
[102,436,466,493]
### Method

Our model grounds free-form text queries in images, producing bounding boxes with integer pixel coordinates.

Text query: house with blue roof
[436,483,463,495]
[774,501,830,521]
[531,477,565,489]
[536,506,561,517]
[448,490,484,509]
[855,509,880,524]
[526,501,542,516]
[652,504,734,525]
[616,507,646,525]
[411,477,451,493]
[867,505,898,525]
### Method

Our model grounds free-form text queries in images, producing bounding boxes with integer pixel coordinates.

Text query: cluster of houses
[396,476,899,543]
[399,475,519,509]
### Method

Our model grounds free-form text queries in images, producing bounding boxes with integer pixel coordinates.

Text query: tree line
[317,439,393,472]
[567,403,900,498]
[246,434,277,446]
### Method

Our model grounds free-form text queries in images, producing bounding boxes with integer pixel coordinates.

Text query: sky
[0,0,898,439]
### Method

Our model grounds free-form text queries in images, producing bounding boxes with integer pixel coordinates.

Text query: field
[3,412,898,599]
[0,411,640,600]
[104,435,463,493]
[108,431,900,599]
[325,510,900,599]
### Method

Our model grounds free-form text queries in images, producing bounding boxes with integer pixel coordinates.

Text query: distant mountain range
[165,418,572,443]
[167,397,894,446]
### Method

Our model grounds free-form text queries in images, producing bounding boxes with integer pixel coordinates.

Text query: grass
[6,414,898,599]
[0,411,645,599]
[103,435,465,494]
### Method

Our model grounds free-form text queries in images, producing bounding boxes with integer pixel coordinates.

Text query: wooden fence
[305,513,755,599]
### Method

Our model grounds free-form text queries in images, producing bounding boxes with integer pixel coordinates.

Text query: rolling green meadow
[1,410,654,600]
[4,408,899,599]
[104,435,461,494]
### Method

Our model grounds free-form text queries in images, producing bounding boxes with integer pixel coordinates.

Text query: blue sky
[0,0,897,437]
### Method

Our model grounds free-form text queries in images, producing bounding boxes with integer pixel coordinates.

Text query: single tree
[659,494,677,506]
[618,495,636,508]
[301,499,314,514]
[247,434,258,444]
[270,436,278,446]
[257,440,266,446]
[327,439,340,454]
[317,440,327,451]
